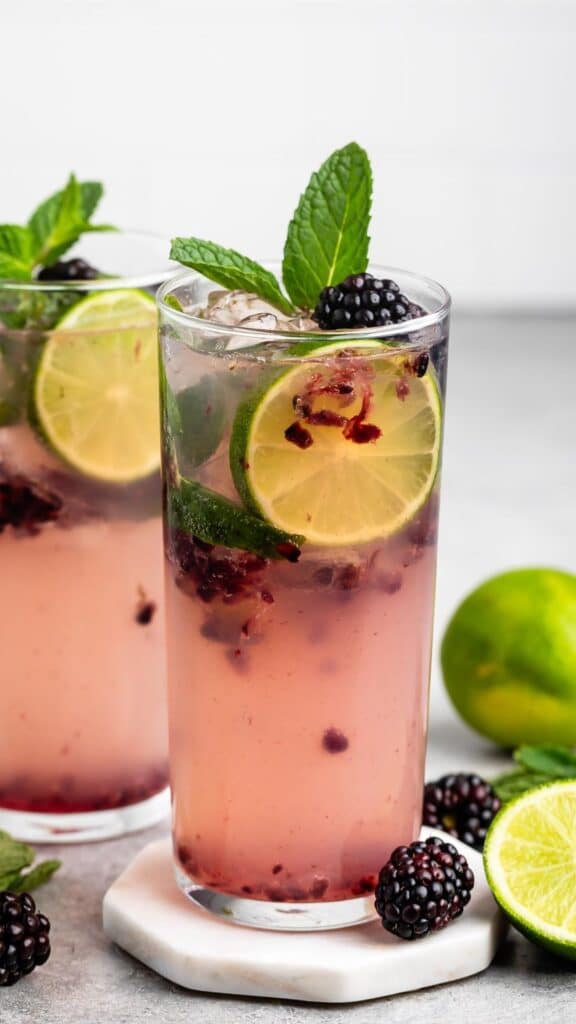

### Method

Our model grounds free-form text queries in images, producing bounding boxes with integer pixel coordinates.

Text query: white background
[2,0,575,310]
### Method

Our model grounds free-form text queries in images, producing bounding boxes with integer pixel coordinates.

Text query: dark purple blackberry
[0,892,51,986]
[375,836,474,941]
[0,476,62,535]
[313,273,425,330]
[423,774,501,851]
[37,257,99,282]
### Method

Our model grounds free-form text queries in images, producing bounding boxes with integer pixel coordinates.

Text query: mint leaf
[515,745,576,778]
[492,769,554,803]
[28,173,85,265]
[0,836,34,874]
[10,859,61,892]
[0,225,34,281]
[282,142,372,309]
[0,831,61,892]
[27,174,114,269]
[79,181,103,220]
[170,238,295,317]
[170,477,304,560]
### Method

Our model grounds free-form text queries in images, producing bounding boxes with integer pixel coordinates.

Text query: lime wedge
[230,340,441,545]
[32,289,160,483]
[170,477,304,560]
[484,780,576,960]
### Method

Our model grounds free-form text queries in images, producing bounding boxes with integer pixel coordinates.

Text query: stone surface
[103,832,506,1003]
[4,315,576,1022]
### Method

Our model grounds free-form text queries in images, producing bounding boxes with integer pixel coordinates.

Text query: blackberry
[313,273,425,330]
[0,892,51,986]
[375,836,474,941]
[423,773,501,851]
[37,257,99,282]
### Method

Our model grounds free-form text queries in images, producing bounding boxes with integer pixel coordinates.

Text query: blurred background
[3,0,575,765]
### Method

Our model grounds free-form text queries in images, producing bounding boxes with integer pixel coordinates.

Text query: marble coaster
[103,830,507,1003]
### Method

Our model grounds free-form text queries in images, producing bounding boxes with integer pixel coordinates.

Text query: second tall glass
[159,265,450,929]
[0,233,172,841]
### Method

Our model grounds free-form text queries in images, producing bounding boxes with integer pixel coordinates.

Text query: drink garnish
[0,176,114,283]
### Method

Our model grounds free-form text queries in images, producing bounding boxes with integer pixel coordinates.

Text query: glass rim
[157,264,451,349]
[0,230,178,293]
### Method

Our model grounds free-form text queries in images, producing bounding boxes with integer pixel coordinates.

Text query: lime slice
[170,477,304,560]
[32,289,160,483]
[230,340,441,545]
[484,780,576,960]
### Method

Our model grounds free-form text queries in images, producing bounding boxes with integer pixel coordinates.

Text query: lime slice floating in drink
[32,289,160,483]
[230,340,441,545]
[484,780,576,960]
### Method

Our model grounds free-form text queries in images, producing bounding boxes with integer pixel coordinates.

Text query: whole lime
[441,568,576,747]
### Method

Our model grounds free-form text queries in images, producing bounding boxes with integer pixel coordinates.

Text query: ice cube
[239,312,280,331]
[284,314,318,333]
[202,290,283,327]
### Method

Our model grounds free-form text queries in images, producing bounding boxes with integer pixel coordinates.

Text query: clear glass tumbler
[159,265,450,929]
[0,232,173,842]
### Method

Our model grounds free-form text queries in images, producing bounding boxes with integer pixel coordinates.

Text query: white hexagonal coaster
[103,830,507,1003]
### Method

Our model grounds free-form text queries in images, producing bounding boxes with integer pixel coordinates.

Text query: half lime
[484,780,576,960]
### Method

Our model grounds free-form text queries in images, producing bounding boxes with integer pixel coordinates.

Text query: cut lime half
[230,340,441,546]
[32,289,160,483]
[484,780,576,960]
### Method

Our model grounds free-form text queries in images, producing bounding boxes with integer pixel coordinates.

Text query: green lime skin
[442,568,576,748]
[229,366,283,515]
[169,477,304,561]
[484,781,576,961]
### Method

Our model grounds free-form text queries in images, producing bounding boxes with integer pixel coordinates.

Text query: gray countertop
[4,314,576,1023]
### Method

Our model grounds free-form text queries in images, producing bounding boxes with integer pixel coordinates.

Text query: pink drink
[0,429,167,817]
[0,252,170,841]
[168,499,437,902]
[160,266,449,928]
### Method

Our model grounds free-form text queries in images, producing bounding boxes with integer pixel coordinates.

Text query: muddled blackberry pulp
[163,290,448,904]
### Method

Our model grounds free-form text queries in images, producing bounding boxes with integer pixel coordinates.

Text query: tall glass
[0,233,173,842]
[159,266,450,929]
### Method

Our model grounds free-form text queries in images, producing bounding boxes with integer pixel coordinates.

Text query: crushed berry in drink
[323,728,349,753]
[0,476,62,535]
[135,601,156,625]
[284,422,313,449]
[337,565,361,590]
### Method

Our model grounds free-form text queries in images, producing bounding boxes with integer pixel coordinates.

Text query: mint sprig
[170,238,295,317]
[492,744,576,803]
[0,174,114,282]
[282,142,372,308]
[169,141,373,316]
[0,830,61,892]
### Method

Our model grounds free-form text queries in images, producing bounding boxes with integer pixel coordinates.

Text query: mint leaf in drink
[175,377,226,470]
[514,745,576,777]
[170,477,304,560]
[170,238,295,317]
[282,142,372,309]
[0,225,35,281]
